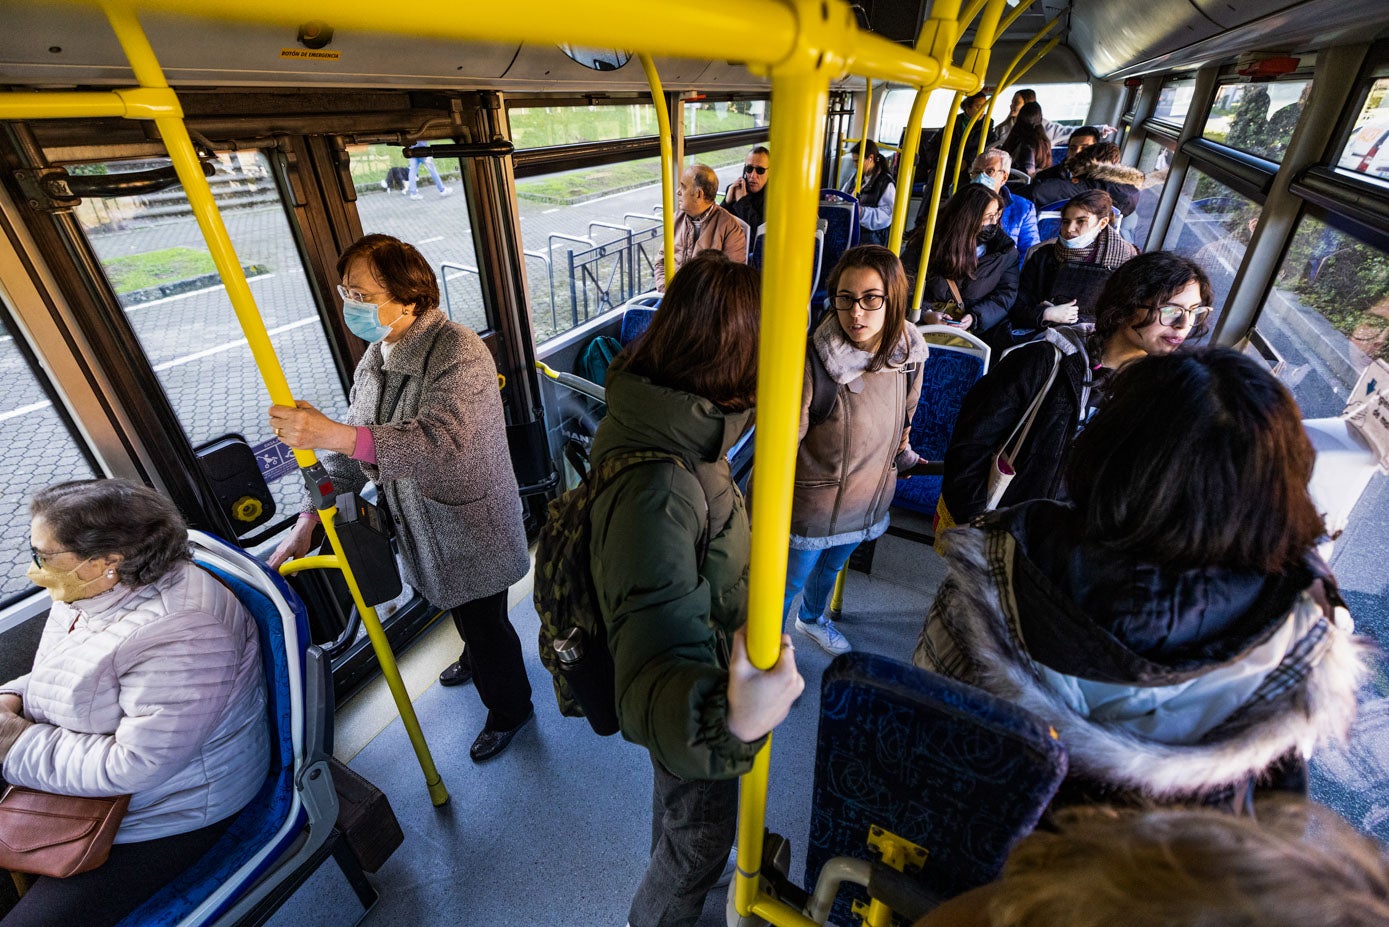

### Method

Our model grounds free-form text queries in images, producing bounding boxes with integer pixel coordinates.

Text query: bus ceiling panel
[1068,0,1221,80]
[0,1,520,89]
[980,42,1091,85]
[1088,0,1387,79]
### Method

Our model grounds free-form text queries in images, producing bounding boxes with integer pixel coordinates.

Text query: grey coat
[318,309,528,608]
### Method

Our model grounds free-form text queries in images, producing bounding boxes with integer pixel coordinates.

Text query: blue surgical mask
[343,297,393,342]
[1060,225,1103,250]
[971,172,997,191]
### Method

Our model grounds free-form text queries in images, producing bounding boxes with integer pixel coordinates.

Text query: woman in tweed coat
[269,234,533,762]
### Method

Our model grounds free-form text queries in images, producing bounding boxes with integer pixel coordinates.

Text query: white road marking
[419,236,445,244]
[121,272,277,313]
[3,314,331,422]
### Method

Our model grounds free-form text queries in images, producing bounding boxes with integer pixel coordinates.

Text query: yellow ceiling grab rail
[638,54,677,283]
[0,0,450,806]
[905,0,1016,312]
[968,14,1065,168]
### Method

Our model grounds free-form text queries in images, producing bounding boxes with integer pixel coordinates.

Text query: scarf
[1054,224,1133,271]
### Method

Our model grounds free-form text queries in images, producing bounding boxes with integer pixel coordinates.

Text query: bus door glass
[0,299,101,607]
[347,143,489,335]
[67,151,348,525]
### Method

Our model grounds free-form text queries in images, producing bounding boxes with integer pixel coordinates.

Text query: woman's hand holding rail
[268,400,357,454]
[726,627,804,744]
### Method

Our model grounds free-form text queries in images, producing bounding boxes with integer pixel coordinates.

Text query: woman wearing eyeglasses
[267,234,534,763]
[939,251,1213,527]
[782,246,931,655]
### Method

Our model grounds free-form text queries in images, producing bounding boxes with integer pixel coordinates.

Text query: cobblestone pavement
[3,163,1387,838]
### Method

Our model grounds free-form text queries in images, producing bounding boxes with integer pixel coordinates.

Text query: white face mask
[1061,225,1103,250]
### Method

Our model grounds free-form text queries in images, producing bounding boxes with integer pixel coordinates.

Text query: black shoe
[469,709,534,763]
[438,658,473,687]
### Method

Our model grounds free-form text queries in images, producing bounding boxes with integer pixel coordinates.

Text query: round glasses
[743,164,767,176]
[1156,304,1213,327]
[336,284,389,305]
[831,293,886,312]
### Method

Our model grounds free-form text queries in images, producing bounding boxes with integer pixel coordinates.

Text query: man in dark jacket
[722,146,769,235]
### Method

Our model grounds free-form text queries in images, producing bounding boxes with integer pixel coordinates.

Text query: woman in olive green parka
[588,252,803,927]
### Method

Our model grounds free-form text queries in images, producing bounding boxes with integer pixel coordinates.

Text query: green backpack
[534,449,708,736]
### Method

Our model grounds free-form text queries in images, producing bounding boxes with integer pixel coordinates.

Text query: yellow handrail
[970,14,1064,168]
[0,0,452,806]
[851,79,872,197]
[639,54,676,283]
[911,0,1014,312]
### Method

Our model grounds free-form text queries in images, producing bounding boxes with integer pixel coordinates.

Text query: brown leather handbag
[0,786,131,878]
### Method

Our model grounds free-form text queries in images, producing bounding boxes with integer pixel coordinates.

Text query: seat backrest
[619,305,658,346]
[1036,197,1068,243]
[817,190,860,294]
[749,223,766,269]
[891,332,989,516]
[118,532,318,927]
[806,653,1067,923]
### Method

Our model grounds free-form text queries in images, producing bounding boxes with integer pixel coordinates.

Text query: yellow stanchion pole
[851,79,872,197]
[639,54,676,283]
[970,14,1063,167]
[94,0,448,805]
[828,564,847,618]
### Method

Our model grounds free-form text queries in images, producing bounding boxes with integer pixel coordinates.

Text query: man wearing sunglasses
[723,146,770,234]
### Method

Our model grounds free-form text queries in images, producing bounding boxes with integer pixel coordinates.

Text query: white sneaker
[401,188,411,197]
[409,192,423,201]
[380,179,388,190]
[795,616,851,655]
[439,187,454,197]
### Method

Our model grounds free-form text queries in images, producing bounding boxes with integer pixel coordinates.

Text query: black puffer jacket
[940,325,1092,522]
[1029,162,1143,216]
[919,227,1020,340]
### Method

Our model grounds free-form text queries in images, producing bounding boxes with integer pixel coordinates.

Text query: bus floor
[267,527,943,927]
[266,493,1389,927]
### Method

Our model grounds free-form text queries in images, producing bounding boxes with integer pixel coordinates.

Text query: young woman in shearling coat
[269,234,533,763]
[784,246,931,655]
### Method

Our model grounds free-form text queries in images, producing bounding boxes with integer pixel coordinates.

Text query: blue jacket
[999,185,1038,268]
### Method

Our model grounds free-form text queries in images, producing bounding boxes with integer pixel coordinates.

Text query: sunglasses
[743,165,767,176]
[1155,304,1213,327]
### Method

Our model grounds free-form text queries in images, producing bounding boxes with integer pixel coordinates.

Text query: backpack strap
[806,338,838,428]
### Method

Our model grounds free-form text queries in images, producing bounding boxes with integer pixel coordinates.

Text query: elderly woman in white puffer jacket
[0,479,268,927]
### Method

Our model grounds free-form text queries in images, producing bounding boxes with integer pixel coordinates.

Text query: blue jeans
[406,156,445,195]
[783,542,858,627]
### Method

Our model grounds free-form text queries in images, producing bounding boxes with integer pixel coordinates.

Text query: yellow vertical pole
[887,0,966,251]
[98,0,448,805]
[911,89,962,312]
[734,20,833,920]
[828,564,847,617]
[972,14,1063,166]
[639,54,676,281]
[851,79,872,197]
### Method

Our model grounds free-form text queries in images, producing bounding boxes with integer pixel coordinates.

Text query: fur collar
[1078,162,1145,186]
[811,314,928,385]
[929,526,1368,799]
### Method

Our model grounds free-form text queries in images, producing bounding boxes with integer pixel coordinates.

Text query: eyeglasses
[743,164,767,176]
[336,284,390,305]
[30,545,71,569]
[831,292,886,312]
[1155,304,1213,327]
[981,213,1002,225]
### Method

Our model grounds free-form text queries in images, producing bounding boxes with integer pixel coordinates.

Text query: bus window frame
[1327,55,1389,186]
[1148,73,1201,133]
